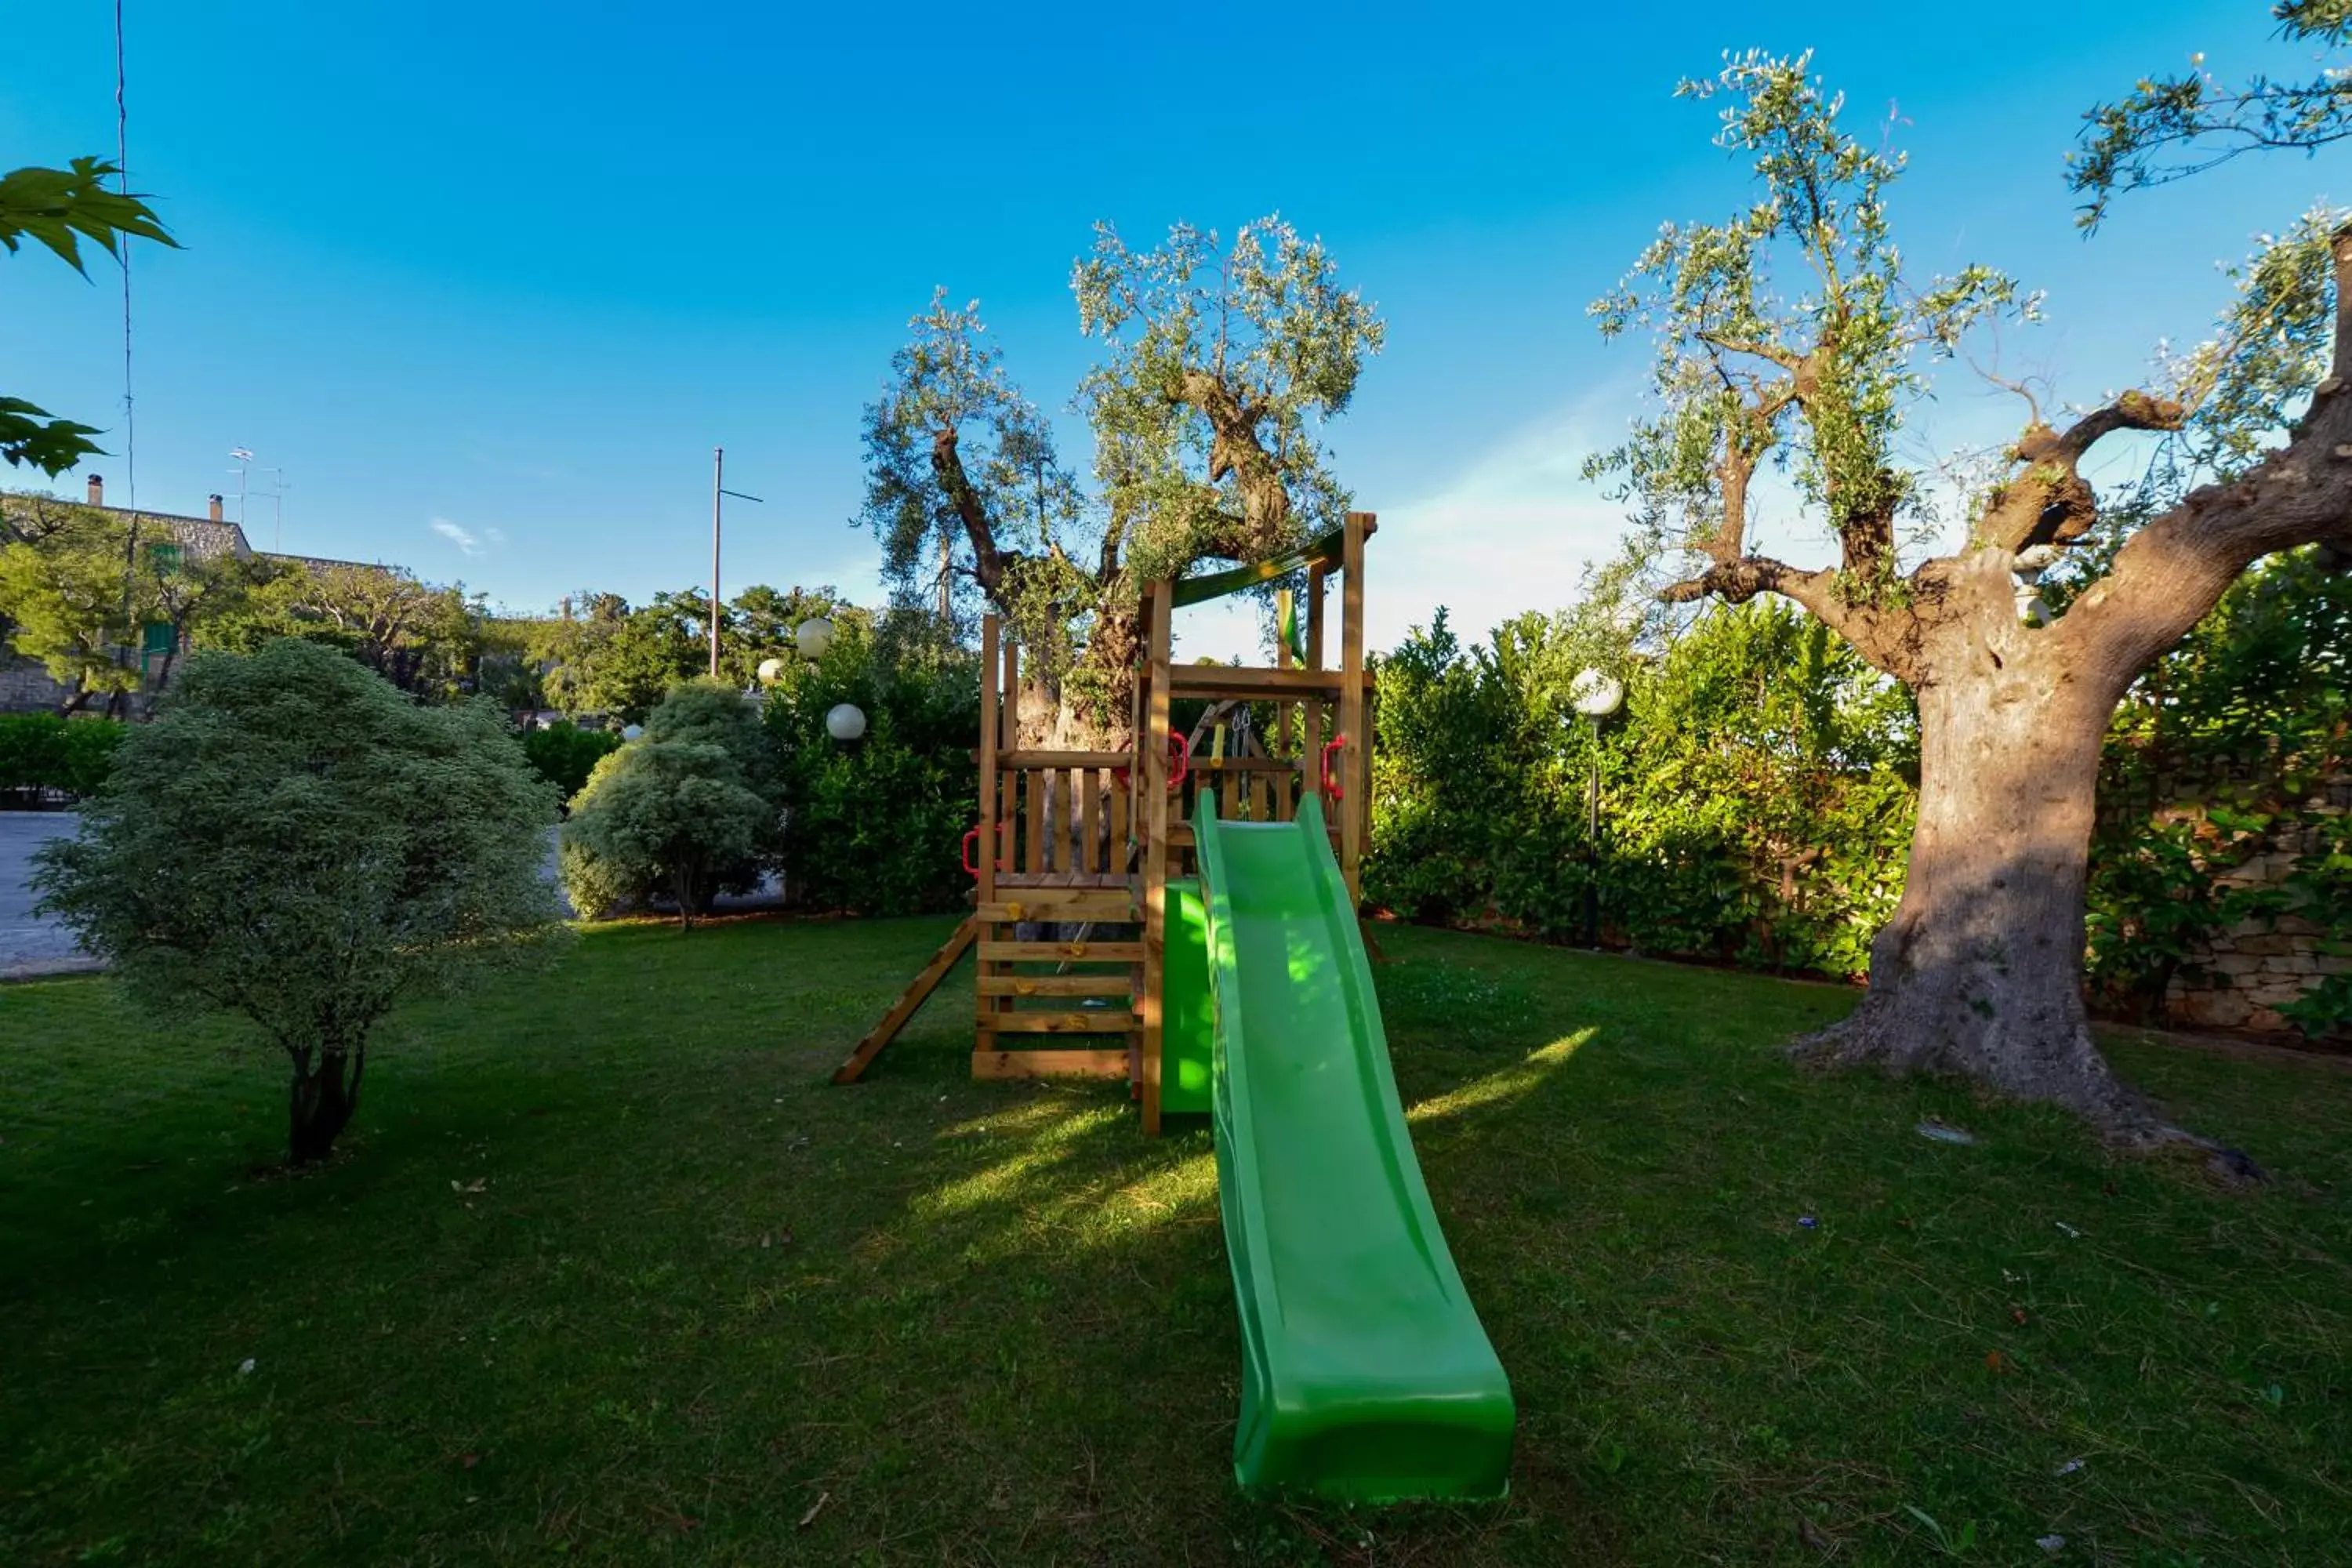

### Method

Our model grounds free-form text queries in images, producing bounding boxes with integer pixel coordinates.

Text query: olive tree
[1588,49,2352,1143]
[858,217,1382,744]
[33,640,567,1163]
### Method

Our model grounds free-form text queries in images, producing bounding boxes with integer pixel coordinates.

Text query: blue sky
[2,1,2333,657]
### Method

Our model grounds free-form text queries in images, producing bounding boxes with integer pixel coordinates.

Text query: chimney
[209,494,224,521]
[86,474,104,506]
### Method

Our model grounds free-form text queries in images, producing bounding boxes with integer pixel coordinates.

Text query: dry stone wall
[2143,768,2352,1040]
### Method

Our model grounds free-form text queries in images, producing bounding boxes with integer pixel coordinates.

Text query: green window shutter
[142,622,176,656]
[147,542,183,575]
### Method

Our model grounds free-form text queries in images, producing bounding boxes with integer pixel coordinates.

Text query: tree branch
[1694,330,1804,372]
[1177,369,1290,552]
[1976,390,2186,554]
[929,426,1014,593]
[2055,222,2352,688]
[1095,503,1127,586]
[1661,554,1879,643]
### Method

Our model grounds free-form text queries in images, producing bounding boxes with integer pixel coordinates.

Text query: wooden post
[1000,634,1021,877]
[977,617,1002,1054]
[1304,562,1327,812]
[1276,586,1295,763]
[1339,513,1369,904]
[1141,579,1173,1137]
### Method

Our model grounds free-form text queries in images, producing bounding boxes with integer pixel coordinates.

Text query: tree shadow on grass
[13,923,2352,1564]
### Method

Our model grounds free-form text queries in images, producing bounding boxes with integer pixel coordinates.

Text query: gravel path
[0,813,99,979]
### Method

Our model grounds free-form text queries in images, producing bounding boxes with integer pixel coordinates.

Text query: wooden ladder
[973,887,1140,1080]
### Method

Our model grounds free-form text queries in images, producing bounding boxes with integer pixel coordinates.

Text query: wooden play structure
[833,511,1377,1135]
[833,510,1515,1506]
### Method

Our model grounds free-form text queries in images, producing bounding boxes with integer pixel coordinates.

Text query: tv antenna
[227,449,289,549]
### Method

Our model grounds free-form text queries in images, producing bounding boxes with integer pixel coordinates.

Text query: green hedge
[0,713,124,801]
[1365,553,2352,1037]
[764,627,978,916]
[519,721,622,807]
[1366,601,1914,976]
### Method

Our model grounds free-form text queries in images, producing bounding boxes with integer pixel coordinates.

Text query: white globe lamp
[620,723,644,742]
[1570,667,1627,718]
[795,616,834,662]
[756,656,787,686]
[824,702,867,742]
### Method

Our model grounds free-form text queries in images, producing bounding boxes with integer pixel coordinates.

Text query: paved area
[0,812,100,978]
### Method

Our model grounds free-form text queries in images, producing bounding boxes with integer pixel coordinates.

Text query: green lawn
[2,920,2349,1566]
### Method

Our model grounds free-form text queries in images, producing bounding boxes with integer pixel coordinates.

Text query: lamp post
[1570,667,1626,950]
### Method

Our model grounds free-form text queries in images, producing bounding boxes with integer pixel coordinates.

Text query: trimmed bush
[31,641,567,1163]
[559,681,781,925]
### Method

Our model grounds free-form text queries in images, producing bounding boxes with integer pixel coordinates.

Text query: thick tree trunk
[288,1044,365,1164]
[1797,673,2165,1138]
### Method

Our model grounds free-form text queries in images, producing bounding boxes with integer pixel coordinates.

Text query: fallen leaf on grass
[798,1490,830,1529]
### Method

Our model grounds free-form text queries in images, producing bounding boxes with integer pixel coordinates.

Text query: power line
[115,0,135,510]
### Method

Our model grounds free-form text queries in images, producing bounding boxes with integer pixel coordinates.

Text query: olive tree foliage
[857,218,1382,742]
[2069,0,2352,229]
[32,641,567,1164]
[559,681,778,927]
[1,158,176,474]
[1587,49,2352,1145]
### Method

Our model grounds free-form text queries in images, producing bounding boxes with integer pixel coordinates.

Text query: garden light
[1570,666,1626,718]
[1570,666,1624,950]
[825,702,866,742]
[756,656,787,686]
[796,617,834,662]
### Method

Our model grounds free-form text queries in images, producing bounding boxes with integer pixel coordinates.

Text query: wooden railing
[985,750,1132,887]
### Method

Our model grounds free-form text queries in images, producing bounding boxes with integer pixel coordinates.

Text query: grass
[2,918,2349,1566]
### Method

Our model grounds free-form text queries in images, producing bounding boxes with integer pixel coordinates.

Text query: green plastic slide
[1190,794,1515,1502]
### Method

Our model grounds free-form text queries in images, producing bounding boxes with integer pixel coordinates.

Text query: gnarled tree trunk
[1797,666,2157,1132]
[288,1042,365,1164]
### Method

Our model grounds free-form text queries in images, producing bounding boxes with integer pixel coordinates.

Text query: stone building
[0,475,392,714]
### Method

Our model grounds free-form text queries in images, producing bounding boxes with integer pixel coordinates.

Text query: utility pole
[710,446,764,679]
[710,447,723,677]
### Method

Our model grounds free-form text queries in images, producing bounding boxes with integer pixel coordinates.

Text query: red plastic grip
[1320,734,1347,804]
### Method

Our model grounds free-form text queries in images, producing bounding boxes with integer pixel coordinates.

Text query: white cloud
[1160,394,1642,662]
[1359,394,1634,651]
[430,517,482,556]
[484,526,507,546]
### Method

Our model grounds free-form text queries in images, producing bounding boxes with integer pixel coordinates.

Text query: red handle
[960,822,1010,877]
[1320,734,1347,804]
[1112,733,1190,793]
